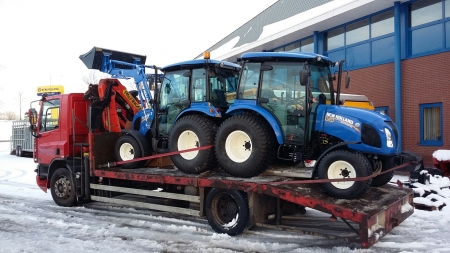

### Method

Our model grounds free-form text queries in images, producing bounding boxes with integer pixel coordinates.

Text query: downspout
[314,31,319,54]
[394,1,402,150]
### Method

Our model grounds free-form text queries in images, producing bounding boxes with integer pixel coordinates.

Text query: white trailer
[11,120,33,157]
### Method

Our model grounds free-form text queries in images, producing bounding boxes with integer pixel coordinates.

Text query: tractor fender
[174,103,221,122]
[132,108,155,136]
[312,141,360,175]
[226,105,284,144]
[121,129,152,157]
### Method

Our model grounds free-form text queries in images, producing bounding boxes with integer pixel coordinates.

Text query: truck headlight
[385,128,394,148]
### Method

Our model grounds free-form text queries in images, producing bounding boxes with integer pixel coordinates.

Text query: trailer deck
[91,166,414,248]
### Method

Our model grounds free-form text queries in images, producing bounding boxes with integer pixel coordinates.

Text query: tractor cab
[157,53,240,136]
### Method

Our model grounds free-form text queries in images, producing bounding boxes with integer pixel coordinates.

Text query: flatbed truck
[27,92,414,249]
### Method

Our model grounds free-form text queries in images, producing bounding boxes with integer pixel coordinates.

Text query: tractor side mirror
[345,75,350,89]
[300,70,309,86]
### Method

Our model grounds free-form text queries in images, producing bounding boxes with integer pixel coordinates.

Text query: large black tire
[17,146,24,157]
[50,168,77,207]
[205,188,249,236]
[317,150,372,199]
[169,115,217,174]
[114,135,147,169]
[15,146,19,156]
[215,114,275,178]
[371,156,395,187]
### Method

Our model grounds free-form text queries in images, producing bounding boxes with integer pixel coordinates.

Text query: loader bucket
[79,47,147,71]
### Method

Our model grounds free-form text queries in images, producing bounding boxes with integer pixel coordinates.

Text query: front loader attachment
[79,46,147,72]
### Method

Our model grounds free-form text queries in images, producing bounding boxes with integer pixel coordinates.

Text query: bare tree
[18,90,24,120]
[0,111,18,120]
[81,70,101,85]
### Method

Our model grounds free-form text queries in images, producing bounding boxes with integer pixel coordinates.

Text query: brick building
[200,0,449,166]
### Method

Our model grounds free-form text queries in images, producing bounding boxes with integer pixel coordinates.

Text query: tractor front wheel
[317,150,372,199]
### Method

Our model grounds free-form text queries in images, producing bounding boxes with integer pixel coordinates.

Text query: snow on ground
[1,136,450,252]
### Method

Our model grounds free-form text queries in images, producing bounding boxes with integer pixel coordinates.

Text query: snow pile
[433,149,450,161]
[406,173,450,211]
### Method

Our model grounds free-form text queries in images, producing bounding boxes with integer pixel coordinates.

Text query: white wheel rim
[327,160,356,189]
[178,130,199,160]
[119,143,135,160]
[225,130,252,163]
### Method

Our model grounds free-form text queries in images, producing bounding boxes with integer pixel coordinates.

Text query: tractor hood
[316,105,400,155]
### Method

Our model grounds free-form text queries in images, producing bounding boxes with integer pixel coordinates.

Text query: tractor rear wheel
[317,150,372,199]
[215,114,275,178]
[371,156,395,187]
[169,115,217,174]
[114,135,147,169]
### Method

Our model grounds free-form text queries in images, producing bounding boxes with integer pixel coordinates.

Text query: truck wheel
[169,115,217,174]
[50,168,77,207]
[114,135,146,169]
[15,146,20,156]
[371,157,395,187]
[317,150,372,199]
[205,188,249,236]
[215,114,275,178]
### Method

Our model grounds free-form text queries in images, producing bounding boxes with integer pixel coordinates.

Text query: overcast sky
[0,0,277,115]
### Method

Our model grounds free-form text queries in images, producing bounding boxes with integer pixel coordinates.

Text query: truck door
[37,98,61,165]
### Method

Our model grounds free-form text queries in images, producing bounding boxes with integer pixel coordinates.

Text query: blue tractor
[214,52,413,199]
[80,47,240,174]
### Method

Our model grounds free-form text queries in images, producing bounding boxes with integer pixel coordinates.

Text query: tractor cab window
[191,69,206,102]
[209,68,239,106]
[40,99,60,132]
[308,64,332,104]
[238,62,260,99]
[260,62,305,105]
[160,70,189,110]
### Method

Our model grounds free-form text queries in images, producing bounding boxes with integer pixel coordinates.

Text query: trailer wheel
[317,150,372,199]
[371,157,395,187]
[114,135,146,169]
[16,146,24,157]
[205,188,249,236]
[215,114,275,178]
[50,168,77,207]
[169,115,217,174]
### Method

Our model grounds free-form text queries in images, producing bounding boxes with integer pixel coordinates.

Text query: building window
[324,9,394,70]
[300,37,314,52]
[325,27,344,51]
[410,0,442,27]
[371,10,394,38]
[346,19,369,45]
[420,103,443,146]
[446,0,450,17]
[408,0,450,56]
[375,106,389,116]
[285,42,300,52]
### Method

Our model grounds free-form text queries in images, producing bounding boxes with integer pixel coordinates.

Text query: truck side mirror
[300,70,309,86]
[28,108,38,127]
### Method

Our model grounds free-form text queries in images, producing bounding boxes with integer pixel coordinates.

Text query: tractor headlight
[385,128,394,148]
